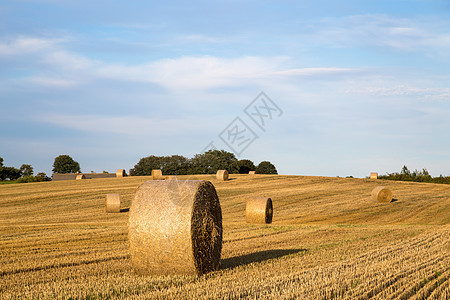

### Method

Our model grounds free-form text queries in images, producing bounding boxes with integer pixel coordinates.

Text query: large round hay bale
[246,197,273,224]
[116,169,127,177]
[152,169,163,180]
[371,186,392,203]
[248,171,256,175]
[129,180,222,276]
[105,194,121,213]
[370,172,378,179]
[76,174,86,180]
[216,170,229,181]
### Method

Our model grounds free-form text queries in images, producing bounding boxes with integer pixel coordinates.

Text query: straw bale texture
[246,197,273,224]
[249,171,256,175]
[116,169,127,177]
[129,180,222,276]
[105,194,121,213]
[216,170,229,181]
[371,186,392,203]
[370,172,378,179]
[75,174,86,180]
[152,169,164,180]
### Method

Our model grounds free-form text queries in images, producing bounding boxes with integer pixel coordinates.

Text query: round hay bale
[129,180,222,276]
[246,197,273,224]
[371,186,392,203]
[248,171,256,175]
[370,172,378,179]
[152,169,164,180]
[105,194,121,213]
[216,170,229,181]
[116,169,127,177]
[76,174,86,180]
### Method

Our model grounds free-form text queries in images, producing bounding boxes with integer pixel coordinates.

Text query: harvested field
[0,174,449,299]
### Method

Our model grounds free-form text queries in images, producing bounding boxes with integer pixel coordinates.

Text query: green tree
[0,157,3,180]
[237,159,256,174]
[1,166,22,180]
[20,164,34,177]
[52,155,81,174]
[190,150,239,174]
[255,161,278,174]
[129,155,164,176]
[161,155,191,175]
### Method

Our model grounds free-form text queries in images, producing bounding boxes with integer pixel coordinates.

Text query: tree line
[378,165,450,184]
[0,150,277,183]
[0,156,51,183]
[130,150,277,176]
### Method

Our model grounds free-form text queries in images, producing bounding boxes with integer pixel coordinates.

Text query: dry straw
[129,180,222,276]
[216,170,229,181]
[246,197,273,224]
[166,176,178,180]
[249,171,256,175]
[76,174,86,180]
[371,186,392,203]
[370,172,378,179]
[116,169,127,177]
[152,169,164,180]
[105,194,121,213]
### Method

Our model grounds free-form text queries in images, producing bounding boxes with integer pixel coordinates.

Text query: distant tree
[1,166,22,180]
[161,155,191,175]
[35,172,51,181]
[237,159,256,174]
[190,150,239,174]
[129,155,164,176]
[255,161,278,174]
[20,164,34,177]
[52,155,81,174]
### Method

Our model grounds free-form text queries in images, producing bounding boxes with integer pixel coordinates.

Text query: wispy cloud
[312,14,450,56]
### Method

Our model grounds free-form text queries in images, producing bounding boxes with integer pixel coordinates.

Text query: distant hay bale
[116,169,127,177]
[105,194,121,213]
[371,186,392,203]
[216,170,229,181]
[166,176,178,180]
[370,172,378,179]
[129,180,222,276]
[246,197,273,224]
[76,174,86,180]
[152,169,164,180]
[248,171,256,175]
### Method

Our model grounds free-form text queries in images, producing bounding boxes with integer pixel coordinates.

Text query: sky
[1,0,449,178]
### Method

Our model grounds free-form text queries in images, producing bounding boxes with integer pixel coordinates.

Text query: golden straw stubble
[246,197,273,224]
[371,186,392,203]
[105,194,121,213]
[216,170,229,181]
[129,180,222,276]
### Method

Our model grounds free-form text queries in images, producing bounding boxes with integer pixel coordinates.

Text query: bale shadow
[120,208,130,212]
[391,198,399,203]
[221,248,307,270]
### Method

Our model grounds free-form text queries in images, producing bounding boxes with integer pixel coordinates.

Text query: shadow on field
[221,248,307,269]
[391,198,399,203]
[120,208,130,212]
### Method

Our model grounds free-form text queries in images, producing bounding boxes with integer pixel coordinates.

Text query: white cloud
[313,14,450,55]
[0,36,60,55]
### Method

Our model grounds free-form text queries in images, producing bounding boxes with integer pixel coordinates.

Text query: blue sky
[1,0,449,177]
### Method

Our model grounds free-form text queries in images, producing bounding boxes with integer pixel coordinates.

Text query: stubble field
[0,174,449,299]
